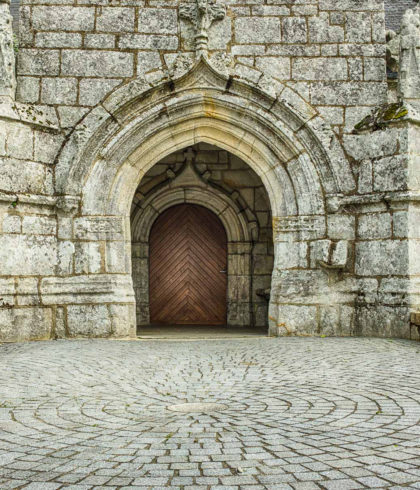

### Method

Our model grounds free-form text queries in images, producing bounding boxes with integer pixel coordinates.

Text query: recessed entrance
[149,204,227,325]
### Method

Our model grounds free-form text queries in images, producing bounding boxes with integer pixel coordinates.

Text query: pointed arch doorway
[149,203,228,325]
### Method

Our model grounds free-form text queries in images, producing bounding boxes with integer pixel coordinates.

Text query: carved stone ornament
[0,1,16,98]
[399,5,420,102]
[169,53,194,79]
[179,0,226,58]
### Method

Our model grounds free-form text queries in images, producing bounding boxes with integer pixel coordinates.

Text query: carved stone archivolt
[179,0,226,57]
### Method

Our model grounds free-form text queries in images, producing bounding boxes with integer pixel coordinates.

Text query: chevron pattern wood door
[149,204,227,325]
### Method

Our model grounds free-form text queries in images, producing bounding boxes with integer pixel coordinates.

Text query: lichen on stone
[354,102,408,132]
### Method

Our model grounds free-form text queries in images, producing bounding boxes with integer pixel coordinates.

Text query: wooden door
[149,204,227,325]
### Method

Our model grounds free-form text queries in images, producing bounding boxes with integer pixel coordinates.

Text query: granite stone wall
[0,0,419,341]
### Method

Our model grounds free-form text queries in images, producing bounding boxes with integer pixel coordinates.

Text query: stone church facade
[0,0,419,341]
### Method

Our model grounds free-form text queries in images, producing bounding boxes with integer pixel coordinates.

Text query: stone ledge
[0,97,59,131]
[327,191,420,212]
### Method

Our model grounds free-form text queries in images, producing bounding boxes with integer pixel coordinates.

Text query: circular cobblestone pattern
[0,337,419,489]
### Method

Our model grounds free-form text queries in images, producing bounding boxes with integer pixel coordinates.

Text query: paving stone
[0,338,418,488]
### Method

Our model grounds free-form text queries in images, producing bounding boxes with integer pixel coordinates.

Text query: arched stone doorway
[131,143,273,331]
[54,57,356,338]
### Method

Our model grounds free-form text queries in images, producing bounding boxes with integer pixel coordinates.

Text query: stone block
[34,131,65,164]
[228,275,250,302]
[74,217,125,240]
[119,34,178,50]
[348,57,363,80]
[293,58,347,81]
[319,0,383,10]
[0,277,15,306]
[41,274,135,305]
[67,305,112,337]
[15,76,40,104]
[364,57,386,81]
[75,242,102,274]
[355,305,411,339]
[35,32,82,48]
[22,216,56,235]
[55,307,67,338]
[255,57,290,81]
[137,52,162,75]
[57,240,75,275]
[208,16,231,50]
[343,128,400,161]
[275,241,308,269]
[358,213,392,239]
[79,78,121,106]
[137,8,177,33]
[311,82,387,106]
[328,214,355,240]
[106,241,129,273]
[0,307,53,342]
[109,304,136,337]
[355,240,408,276]
[0,158,51,194]
[16,277,40,306]
[0,235,57,275]
[96,7,135,32]
[57,106,90,129]
[309,13,344,43]
[358,159,373,193]
[318,106,344,125]
[282,17,307,44]
[32,6,95,31]
[275,304,318,336]
[235,17,281,44]
[84,34,116,49]
[17,49,60,76]
[41,78,78,105]
[6,123,34,160]
[227,302,251,327]
[3,214,21,233]
[61,50,134,77]
[373,155,407,192]
[345,12,371,43]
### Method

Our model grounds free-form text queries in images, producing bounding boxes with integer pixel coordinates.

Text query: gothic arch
[56,57,355,221]
[54,56,357,335]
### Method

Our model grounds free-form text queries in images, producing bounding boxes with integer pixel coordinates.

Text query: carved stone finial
[179,0,226,58]
[398,6,420,104]
[0,1,16,99]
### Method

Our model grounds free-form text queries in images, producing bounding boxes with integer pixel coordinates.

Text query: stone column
[0,0,16,99]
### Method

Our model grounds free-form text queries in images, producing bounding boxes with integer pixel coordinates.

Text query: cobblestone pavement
[0,337,419,489]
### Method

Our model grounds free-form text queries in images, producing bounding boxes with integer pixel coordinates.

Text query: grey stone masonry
[0,0,419,342]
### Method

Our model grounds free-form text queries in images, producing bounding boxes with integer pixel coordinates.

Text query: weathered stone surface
[41,77,78,105]
[235,17,280,44]
[0,307,52,342]
[17,49,60,76]
[138,8,177,34]
[355,241,408,276]
[32,7,95,32]
[67,305,112,337]
[0,0,418,342]
[61,50,134,77]
[358,213,392,239]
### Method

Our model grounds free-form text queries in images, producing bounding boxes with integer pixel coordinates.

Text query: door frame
[131,186,257,328]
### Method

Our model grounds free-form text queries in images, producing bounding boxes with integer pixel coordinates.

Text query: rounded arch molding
[131,185,257,328]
